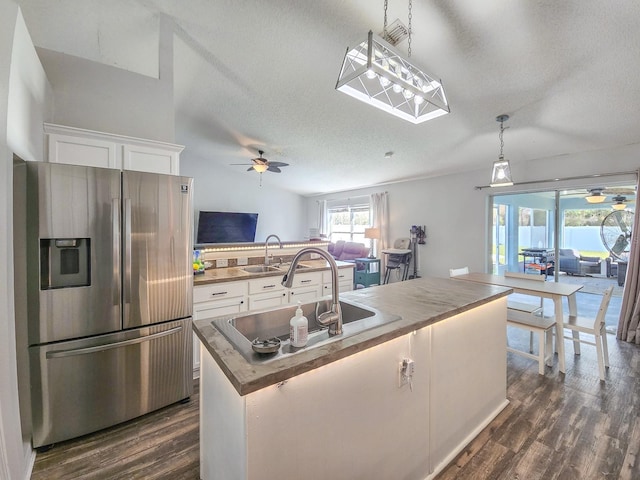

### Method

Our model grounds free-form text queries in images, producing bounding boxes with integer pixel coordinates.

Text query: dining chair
[562,286,614,381]
[449,266,469,277]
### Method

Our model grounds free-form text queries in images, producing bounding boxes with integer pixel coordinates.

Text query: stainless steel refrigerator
[24,161,194,448]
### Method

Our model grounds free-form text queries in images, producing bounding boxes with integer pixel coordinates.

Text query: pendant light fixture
[490,114,514,187]
[335,0,449,124]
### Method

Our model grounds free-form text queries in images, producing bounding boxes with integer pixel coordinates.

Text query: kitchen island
[193,276,511,480]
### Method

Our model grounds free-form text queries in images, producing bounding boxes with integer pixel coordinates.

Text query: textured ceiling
[18,0,640,195]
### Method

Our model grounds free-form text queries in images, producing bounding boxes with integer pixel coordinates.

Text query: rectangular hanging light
[335,31,449,124]
[490,157,514,187]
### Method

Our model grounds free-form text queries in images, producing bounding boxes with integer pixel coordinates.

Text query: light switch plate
[237,257,248,266]
[216,258,228,268]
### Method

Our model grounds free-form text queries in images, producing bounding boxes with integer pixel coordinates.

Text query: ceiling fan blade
[247,166,255,172]
[267,166,282,173]
[267,161,289,167]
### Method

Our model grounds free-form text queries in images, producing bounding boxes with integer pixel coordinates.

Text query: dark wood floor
[31,333,640,480]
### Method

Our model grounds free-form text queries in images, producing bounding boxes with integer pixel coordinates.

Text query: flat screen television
[196,211,259,244]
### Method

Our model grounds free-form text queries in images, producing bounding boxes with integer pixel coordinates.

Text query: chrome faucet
[264,234,282,266]
[282,247,343,336]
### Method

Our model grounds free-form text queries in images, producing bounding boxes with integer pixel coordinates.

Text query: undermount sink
[242,265,281,273]
[211,298,402,364]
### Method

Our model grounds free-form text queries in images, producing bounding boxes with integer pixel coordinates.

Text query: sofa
[328,240,369,261]
[557,248,602,276]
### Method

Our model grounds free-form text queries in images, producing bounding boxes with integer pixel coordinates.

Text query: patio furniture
[558,248,601,276]
[606,256,618,278]
[562,286,614,381]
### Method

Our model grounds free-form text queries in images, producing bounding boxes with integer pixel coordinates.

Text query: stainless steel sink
[211,298,401,364]
[242,265,281,273]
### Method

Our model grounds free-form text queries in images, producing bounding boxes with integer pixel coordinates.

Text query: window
[327,198,370,243]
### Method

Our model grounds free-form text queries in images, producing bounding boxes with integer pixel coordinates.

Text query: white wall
[306,146,640,280]
[34,15,174,143]
[1,3,53,479]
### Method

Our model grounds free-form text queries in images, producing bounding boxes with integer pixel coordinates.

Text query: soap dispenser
[289,302,308,348]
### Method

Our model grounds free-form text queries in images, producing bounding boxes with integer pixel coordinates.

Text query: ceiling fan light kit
[585,189,606,203]
[335,0,449,124]
[610,195,628,210]
[490,114,514,187]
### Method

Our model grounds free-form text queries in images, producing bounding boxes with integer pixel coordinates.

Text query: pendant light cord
[499,118,505,159]
[407,0,412,57]
[383,0,388,39]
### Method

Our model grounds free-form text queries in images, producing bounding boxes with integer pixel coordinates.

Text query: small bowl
[251,337,281,354]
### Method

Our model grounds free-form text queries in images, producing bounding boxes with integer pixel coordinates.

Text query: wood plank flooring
[31,333,640,480]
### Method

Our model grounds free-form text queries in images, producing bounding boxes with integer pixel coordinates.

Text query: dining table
[452,272,583,373]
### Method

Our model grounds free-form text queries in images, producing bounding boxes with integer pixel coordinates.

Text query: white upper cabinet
[44,123,183,175]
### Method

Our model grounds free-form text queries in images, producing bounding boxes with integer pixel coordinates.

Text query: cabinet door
[323,280,354,295]
[289,285,322,304]
[47,133,120,169]
[123,143,180,175]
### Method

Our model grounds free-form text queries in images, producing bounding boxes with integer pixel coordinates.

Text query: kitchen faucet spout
[282,247,342,336]
[264,234,282,266]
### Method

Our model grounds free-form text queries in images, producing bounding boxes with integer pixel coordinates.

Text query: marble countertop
[193,259,355,286]
[193,276,511,396]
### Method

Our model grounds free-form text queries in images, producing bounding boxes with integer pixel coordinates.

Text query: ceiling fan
[231,150,289,174]
[584,187,636,204]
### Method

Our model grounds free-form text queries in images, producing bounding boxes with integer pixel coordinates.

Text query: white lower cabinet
[287,271,322,304]
[248,276,287,310]
[193,281,248,378]
[322,267,354,295]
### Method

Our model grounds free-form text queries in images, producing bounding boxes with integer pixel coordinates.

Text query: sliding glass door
[490,191,556,275]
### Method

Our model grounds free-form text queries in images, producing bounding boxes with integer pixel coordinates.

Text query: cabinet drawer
[194,297,246,320]
[248,276,285,295]
[194,281,248,303]
[248,291,288,311]
[289,271,322,289]
[323,268,354,284]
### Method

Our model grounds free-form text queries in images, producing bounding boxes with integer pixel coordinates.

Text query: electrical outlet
[216,258,228,268]
[398,358,415,387]
[237,257,248,266]
[310,253,320,259]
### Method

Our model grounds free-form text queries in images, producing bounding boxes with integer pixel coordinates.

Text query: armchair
[558,248,602,276]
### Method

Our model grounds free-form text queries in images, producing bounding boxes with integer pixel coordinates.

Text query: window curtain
[617,174,640,344]
[370,192,389,269]
[317,199,328,237]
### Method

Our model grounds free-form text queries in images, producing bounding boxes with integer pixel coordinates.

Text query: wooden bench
[506,309,556,375]
[504,271,546,352]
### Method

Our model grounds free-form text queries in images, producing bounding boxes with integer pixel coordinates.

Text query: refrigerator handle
[123,198,132,323]
[45,326,183,359]
[112,198,121,309]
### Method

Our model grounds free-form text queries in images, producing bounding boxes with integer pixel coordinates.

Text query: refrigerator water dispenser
[40,238,91,289]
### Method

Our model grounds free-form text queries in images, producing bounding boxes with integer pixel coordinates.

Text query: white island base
[200,298,507,480]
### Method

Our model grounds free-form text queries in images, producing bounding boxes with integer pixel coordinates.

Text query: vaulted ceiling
[18,0,640,195]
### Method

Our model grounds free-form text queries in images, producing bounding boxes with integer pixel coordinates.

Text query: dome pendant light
[490,114,514,187]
